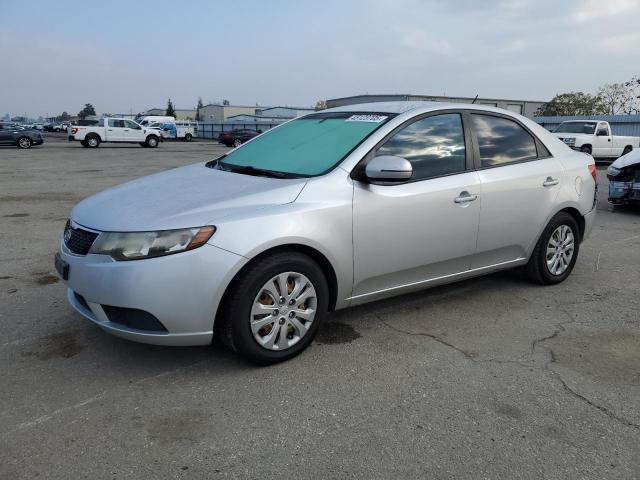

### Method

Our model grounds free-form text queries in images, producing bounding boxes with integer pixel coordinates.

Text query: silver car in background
[55,102,597,364]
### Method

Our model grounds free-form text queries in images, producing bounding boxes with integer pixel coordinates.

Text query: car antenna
[471,94,479,104]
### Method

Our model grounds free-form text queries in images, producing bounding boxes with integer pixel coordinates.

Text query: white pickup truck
[552,120,640,160]
[68,118,162,148]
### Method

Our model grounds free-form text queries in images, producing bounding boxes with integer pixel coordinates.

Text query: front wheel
[580,145,592,155]
[232,138,242,148]
[217,252,329,364]
[525,212,580,285]
[145,135,159,148]
[184,133,192,142]
[17,137,32,149]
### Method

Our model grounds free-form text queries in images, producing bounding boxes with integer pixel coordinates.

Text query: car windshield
[218,112,393,176]
[554,122,597,134]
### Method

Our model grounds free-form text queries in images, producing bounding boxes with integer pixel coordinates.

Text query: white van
[138,116,176,127]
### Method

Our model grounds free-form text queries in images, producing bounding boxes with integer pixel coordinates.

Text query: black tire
[80,140,89,147]
[622,146,632,156]
[525,212,580,285]
[54,128,61,133]
[580,145,592,155]
[232,138,242,148]
[17,137,32,149]
[184,133,192,142]
[139,142,148,147]
[145,135,159,148]
[85,134,100,148]
[216,251,329,365]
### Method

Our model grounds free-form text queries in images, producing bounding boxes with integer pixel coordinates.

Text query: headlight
[89,226,216,260]
[563,137,575,145]
[607,166,621,177]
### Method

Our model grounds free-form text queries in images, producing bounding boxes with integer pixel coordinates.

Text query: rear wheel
[85,135,100,148]
[184,133,192,142]
[217,251,329,364]
[622,146,632,156]
[145,135,159,148]
[17,137,32,149]
[525,212,579,285]
[80,140,89,147]
[139,142,148,147]
[233,138,242,148]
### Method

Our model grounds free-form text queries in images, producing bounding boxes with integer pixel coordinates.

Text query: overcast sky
[1,0,639,117]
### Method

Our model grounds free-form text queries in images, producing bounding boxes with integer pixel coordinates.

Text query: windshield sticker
[345,114,388,123]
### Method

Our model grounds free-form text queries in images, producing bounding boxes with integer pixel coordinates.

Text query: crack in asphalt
[377,310,640,431]
[375,314,530,368]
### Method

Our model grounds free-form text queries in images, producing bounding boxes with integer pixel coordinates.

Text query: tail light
[588,164,597,182]
[71,127,78,135]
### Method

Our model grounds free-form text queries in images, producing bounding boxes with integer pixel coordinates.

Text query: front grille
[64,221,99,255]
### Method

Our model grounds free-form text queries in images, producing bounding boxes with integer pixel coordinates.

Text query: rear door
[106,119,127,141]
[469,112,564,268]
[352,111,481,299]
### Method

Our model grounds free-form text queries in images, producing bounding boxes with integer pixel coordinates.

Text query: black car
[0,123,44,149]
[218,129,262,147]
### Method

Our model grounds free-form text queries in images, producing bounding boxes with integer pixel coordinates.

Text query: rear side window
[108,119,126,128]
[375,113,466,180]
[472,114,537,167]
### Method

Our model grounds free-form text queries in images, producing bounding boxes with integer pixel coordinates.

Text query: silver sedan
[55,102,597,364]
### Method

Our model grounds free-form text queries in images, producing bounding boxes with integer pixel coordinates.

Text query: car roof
[322,101,520,116]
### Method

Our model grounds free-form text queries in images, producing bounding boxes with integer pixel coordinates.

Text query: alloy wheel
[546,225,575,275]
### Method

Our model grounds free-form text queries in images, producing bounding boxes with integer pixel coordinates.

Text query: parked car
[219,129,261,147]
[607,149,640,205]
[55,103,596,364]
[0,122,44,148]
[552,120,640,160]
[68,118,161,148]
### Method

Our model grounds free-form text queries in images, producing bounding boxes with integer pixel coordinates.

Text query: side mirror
[365,155,413,182]
[597,129,608,136]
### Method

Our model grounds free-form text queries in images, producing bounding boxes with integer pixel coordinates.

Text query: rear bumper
[583,208,596,240]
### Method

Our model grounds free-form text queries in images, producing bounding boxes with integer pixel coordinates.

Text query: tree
[195,97,204,121]
[166,98,176,118]
[535,92,606,116]
[78,103,96,119]
[222,99,230,106]
[59,111,70,121]
[598,81,639,115]
[314,100,327,111]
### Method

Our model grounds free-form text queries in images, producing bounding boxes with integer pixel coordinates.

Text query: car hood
[71,162,307,232]
[552,132,592,139]
[610,149,640,169]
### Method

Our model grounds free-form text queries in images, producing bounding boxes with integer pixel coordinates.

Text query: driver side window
[375,113,466,181]
[124,120,140,129]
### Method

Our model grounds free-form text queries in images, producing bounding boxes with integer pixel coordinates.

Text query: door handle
[454,191,478,204]
[543,177,559,187]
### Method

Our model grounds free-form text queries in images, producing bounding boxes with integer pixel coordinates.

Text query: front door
[352,112,481,300]
[122,120,145,142]
[593,122,612,157]
[468,112,565,268]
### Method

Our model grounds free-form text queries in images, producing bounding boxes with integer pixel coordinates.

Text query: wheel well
[580,144,592,151]
[559,207,585,242]
[217,244,339,321]
[86,133,100,141]
[624,145,633,151]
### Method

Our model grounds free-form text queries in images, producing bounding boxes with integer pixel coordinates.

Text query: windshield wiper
[219,162,295,179]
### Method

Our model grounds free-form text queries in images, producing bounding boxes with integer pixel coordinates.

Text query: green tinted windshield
[220,113,392,176]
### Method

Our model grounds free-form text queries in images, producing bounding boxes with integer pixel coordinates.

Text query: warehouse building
[326,94,545,117]
[534,114,640,136]
[141,108,197,120]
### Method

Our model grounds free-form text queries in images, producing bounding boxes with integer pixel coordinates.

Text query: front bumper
[57,237,247,346]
